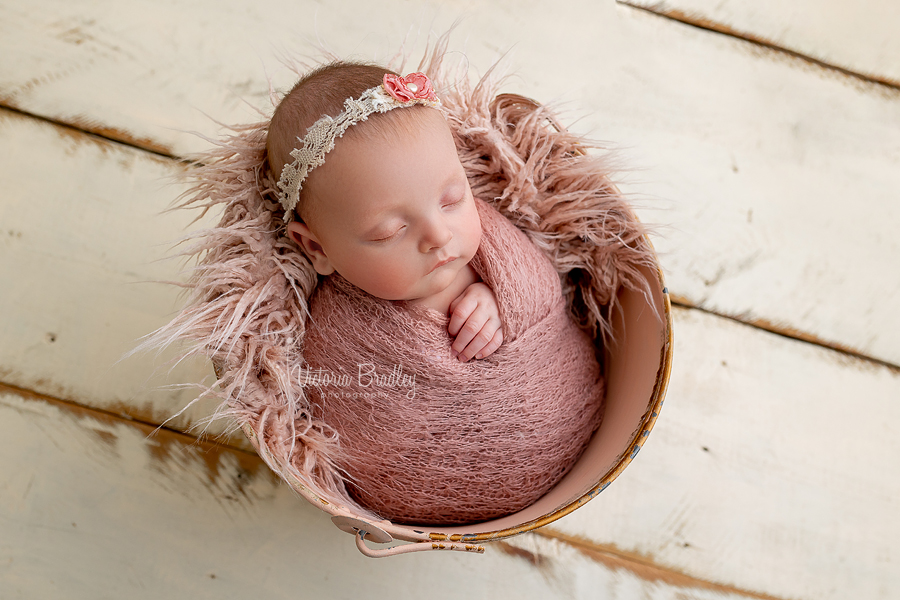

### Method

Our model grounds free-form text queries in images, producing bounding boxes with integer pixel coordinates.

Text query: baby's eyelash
[372,226,405,242]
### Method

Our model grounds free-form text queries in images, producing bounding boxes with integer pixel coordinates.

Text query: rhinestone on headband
[276,72,441,221]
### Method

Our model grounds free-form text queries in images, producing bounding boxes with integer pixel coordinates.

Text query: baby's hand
[447,282,504,362]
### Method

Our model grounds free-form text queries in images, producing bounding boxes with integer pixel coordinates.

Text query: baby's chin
[405,268,468,304]
[351,279,445,303]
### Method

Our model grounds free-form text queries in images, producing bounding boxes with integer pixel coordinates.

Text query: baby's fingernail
[475,353,483,359]
[451,350,458,359]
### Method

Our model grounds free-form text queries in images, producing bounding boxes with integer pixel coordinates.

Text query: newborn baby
[267,63,604,524]
[269,65,501,363]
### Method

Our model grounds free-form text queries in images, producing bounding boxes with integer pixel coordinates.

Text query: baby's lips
[429,256,456,274]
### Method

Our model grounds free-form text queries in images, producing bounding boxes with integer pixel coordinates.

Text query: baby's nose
[419,219,453,252]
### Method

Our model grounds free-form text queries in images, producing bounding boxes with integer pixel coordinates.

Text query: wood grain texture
[0,108,226,438]
[0,0,897,367]
[0,387,767,600]
[1,1,898,597]
[620,0,900,86]
[550,305,900,599]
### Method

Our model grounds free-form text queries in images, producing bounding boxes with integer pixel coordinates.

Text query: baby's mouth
[429,256,456,273]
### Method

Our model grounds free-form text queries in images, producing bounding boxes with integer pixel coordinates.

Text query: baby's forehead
[299,107,460,221]
[347,104,449,143]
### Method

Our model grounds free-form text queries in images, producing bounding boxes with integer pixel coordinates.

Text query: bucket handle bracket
[353,529,486,558]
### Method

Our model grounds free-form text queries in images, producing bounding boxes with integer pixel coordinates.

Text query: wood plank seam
[617,0,900,92]
[0,380,252,458]
[535,528,790,600]
[670,296,900,373]
[0,103,179,160]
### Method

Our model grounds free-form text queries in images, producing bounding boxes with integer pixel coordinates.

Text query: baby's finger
[448,295,479,337]
[455,315,501,361]
[457,323,500,362]
[474,329,504,360]
[451,310,490,359]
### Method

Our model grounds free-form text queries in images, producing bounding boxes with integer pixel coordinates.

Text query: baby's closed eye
[441,195,464,209]
[370,225,406,243]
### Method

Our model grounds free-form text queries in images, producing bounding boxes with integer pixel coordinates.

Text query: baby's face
[289,109,482,303]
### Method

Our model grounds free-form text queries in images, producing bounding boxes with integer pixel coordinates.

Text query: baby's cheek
[358,259,421,299]
[465,217,483,259]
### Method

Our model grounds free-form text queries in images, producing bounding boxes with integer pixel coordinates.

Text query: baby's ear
[286,220,335,276]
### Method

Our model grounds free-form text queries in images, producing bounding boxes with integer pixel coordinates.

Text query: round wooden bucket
[242,247,673,557]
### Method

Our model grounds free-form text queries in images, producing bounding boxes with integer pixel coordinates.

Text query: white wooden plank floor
[621,0,900,86]
[0,108,225,438]
[1,0,897,365]
[0,386,770,600]
[551,306,900,599]
[1,0,898,598]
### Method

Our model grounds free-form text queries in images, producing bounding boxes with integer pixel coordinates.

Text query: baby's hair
[267,61,435,222]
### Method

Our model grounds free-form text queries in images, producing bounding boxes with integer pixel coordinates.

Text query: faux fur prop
[147,42,656,522]
[303,197,604,524]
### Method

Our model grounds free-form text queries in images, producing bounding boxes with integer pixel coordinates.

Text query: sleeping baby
[266,63,604,525]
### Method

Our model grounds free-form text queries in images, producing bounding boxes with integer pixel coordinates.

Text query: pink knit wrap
[302,198,604,524]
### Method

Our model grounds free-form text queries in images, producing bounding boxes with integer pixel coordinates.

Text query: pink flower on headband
[383,73,437,103]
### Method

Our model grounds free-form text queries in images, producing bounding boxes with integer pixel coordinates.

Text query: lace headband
[275,72,441,220]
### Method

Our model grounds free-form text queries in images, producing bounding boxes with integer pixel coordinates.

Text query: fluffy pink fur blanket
[303,197,604,524]
[148,43,655,523]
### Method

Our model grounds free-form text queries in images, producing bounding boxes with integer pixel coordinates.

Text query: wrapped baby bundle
[148,43,656,526]
[303,198,603,524]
